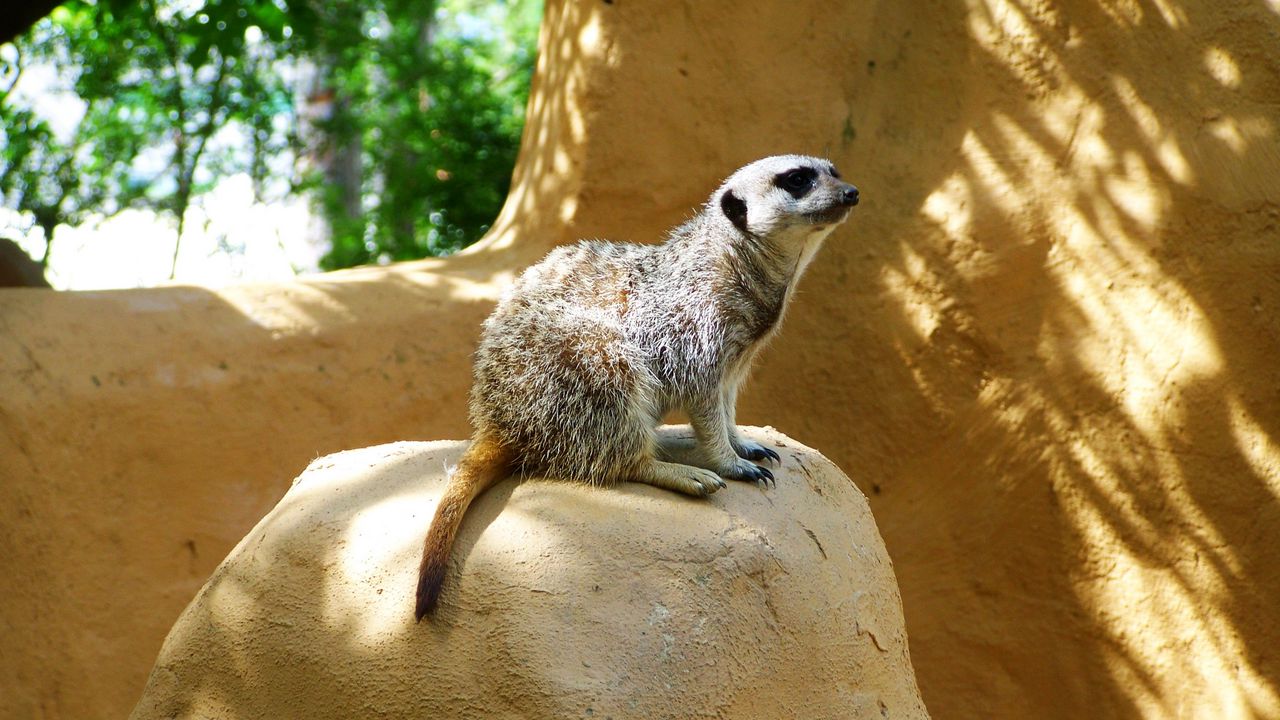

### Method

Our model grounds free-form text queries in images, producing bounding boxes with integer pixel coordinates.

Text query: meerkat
[415,154,859,620]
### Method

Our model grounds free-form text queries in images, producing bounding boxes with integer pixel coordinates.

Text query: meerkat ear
[720,190,748,232]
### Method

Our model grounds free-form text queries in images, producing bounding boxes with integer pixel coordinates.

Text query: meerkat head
[714,155,859,244]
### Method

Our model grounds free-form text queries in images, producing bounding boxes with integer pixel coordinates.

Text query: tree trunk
[299,59,363,248]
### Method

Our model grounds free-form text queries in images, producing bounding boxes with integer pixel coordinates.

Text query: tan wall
[1,0,1277,717]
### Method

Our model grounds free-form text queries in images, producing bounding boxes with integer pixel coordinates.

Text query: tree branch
[169,50,232,279]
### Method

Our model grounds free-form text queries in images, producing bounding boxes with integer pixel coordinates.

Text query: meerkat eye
[776,168,816,197]
[829,166,841,179]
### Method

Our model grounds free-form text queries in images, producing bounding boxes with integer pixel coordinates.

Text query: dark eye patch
[775,167,817,198]
[828,165,841,179]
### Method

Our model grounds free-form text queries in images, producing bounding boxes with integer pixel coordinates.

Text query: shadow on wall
[0,255,514,718]
[849,1,1279,717]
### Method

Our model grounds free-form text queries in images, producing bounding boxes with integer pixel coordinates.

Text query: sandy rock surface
[131,427,928,719]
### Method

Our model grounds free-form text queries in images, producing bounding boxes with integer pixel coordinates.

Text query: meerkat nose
[842,185,860,207]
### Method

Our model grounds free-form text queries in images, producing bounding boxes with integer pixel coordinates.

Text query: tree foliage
[0,0,539,281]
[1,0,297,275]
[304,0,539,268]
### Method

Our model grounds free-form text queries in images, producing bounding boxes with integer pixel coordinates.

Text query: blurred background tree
[0,0,540,286]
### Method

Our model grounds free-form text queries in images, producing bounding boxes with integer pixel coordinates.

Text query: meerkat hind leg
[685,397,776,488]
[630,459,727,498]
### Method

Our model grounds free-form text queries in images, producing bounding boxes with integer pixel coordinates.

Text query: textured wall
[1,0,1277,718]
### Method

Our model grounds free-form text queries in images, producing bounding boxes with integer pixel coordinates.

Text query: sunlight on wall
[475,1,599,253]
[880,245,944,346]
[1204,46,1243,89]
[1229,395,1280,503]
[1055,218,1222,432]
[1069,502,1280,719]
[892,1,1280,717]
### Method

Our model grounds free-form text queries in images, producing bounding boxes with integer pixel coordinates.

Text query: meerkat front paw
[635,461,728,497]
[732,438,782,465]
[721,457,775,489]
[687,466,729,496]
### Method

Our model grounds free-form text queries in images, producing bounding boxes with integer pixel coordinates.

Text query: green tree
[0,42,107,269]
[0,0,298,279]
[0,0,539,284]
[302,0,539,269]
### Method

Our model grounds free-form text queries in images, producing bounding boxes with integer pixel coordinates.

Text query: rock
[0,237,49,288]
[131,427,928,719]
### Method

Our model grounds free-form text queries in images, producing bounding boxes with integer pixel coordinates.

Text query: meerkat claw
[724,458,775,488]
[735,440,781,466]
[696,469,727,495]
[758,465,775,487]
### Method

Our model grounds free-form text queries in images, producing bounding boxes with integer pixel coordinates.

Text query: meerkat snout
[843,185,860,206]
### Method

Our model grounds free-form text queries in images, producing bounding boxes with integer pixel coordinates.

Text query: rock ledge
[132,427,929,719]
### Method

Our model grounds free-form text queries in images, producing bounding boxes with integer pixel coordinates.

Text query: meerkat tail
[415,435,514,621]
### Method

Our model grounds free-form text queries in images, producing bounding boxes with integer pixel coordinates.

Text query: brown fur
[415,435,515,620]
